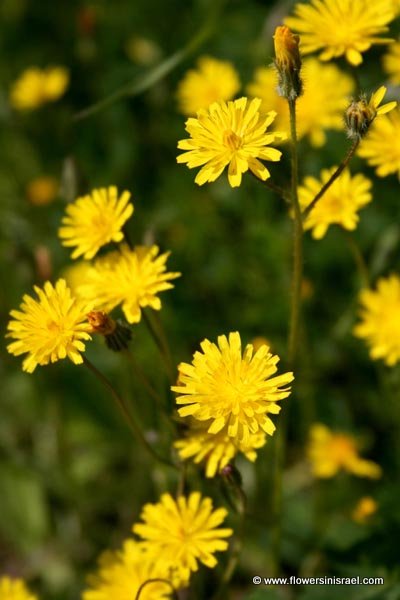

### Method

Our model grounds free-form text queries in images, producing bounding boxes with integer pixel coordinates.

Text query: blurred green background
[1,0,400,598]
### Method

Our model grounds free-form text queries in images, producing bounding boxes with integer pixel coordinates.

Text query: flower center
[223,129,242,151]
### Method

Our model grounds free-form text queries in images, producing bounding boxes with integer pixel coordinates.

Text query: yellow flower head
[63,260,93,294]
[352,496,378,524]
[0,577,37,600]
[6,279,92,373]
[82,540,176,600]
[298,168,372,239]
[383,42,400,85]
[346,86,397,140]
[358,107,400,178]
[175,427,266,478]
[308,424,382,478]
[273,26,302,99]
[172,332,293,445]
[58,186,134,260]
[247,58,354,147]
[76,245,180,324]
[354,274,400,366]
[285,0,394,66]
[177,97,286,187]
[133,492,232,583]
[176,56,240,116]
[26,176,59,206]
[10,66,69,110]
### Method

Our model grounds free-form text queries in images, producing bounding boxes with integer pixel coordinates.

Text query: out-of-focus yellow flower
[176,56,240,116]
[133,492,232,583]
[285,0,394,66]
[82,539,176,600]
[346,86,397,140]
[177,97,286,187]
[354,274,400,366]
[251,336,271,352]
[308,424,382,478]
[125,36,161,65]
[352,496,378,523]
[0,577,37,600]
[247,58,354,147]
[172,332,293,445]
[59,186,134,260]
[298,168,372,239]
[77,245,180,324]
[6,279,92,373]
[301,278,314,300]
[26,176,59,206]
[63,261,93,294]
[383,42,400,85]
[10,66,69,110]
[358,108,400,178]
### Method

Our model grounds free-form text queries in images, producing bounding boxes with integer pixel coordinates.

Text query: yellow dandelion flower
[82,540,176,600]
[58,186,134,260]
[285,0,394,66]
[133,492,232,583]
[358,108,400,178]
[298,168,372,239]
[354,274,400,366]
[247,58,354,147]
[26,176,59,206]
[171,332,293,445]
[175,427,266,478]
[77,245,180,324]
[0,577,37,600]
[6,279,92,373]
[62,260,93,294]
[10,66,69,110]
[383,42,400,85]
[308,424,382,478]
[176,56,240,116]
[352,496,378,523]
[177,97,286,188]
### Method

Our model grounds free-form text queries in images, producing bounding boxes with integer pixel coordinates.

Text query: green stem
[143,309,175,382]
[73,0,226,121]
[303,138,360,219]
[83,357,176,469]
[135,579,178,600]
[250,171,291,204]
[344,231,370,287]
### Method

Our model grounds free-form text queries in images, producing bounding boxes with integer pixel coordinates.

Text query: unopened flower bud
[345,97,376,140]
[273,25,303,100]
[87,311,132,351]
[87,310,116,335]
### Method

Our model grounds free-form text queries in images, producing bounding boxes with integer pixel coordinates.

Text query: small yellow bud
[273,26,303,100]
[352,496,378,524]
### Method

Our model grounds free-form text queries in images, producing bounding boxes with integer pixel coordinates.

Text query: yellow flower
[175,427,266,478]
[172,332,293,445]
[176,56,240,116]
[10,66,69,110]
[352,496,378,524]
[0,577,37,600]
[177,97,286,187]
[133,492,232,582]
[383,42,400,85]
[285,0,394,66]
[58,186,134,260]
[26,176,59,206]
[298,168,372,239]
[76,245,180,324]
[82,540,176,600]
[358,108,400,178]
[308,424,382,478]
[273,25,302,99]
[63,261,93,294]
[6,279,92,373]
[247,58,354,147]
[354,274,400,366]
[346,86,397,140]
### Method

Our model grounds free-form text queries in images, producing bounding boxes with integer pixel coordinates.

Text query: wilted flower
[346,86,397,140]
[273,25,302,99]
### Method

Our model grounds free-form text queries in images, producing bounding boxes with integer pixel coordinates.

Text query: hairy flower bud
[87,310,132,351]
[345,87,397,140]
[273,25,303,100]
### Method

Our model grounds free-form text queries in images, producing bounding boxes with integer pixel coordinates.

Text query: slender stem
[124,349,164,405]
[83,357,176,469]
[344,231,370,287]
[143,310,175,382]
[135,579,178,600]
[288,97,303,366]
[250,171,291,204]
[303,139,360,219]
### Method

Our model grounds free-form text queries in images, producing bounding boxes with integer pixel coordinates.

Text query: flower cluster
[10,66,69,110]
[172,332,293,475]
